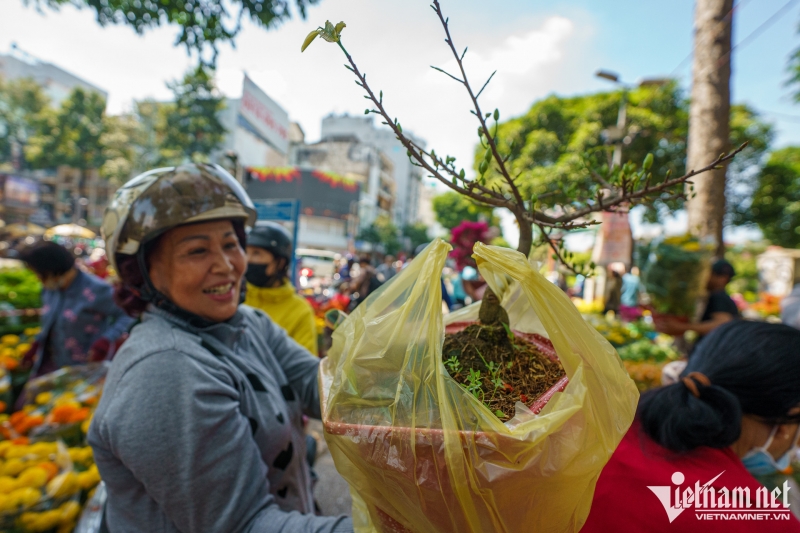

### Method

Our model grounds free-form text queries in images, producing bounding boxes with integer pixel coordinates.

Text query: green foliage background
[476,82,772,224]
[735,147,800,248]
[432,191,498,230]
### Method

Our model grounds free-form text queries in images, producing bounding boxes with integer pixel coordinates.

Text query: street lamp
[595,70,620,83]
[595,70,627,169]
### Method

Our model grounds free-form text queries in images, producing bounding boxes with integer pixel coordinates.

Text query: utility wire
[670,0,753,77]
[718,0,800,70]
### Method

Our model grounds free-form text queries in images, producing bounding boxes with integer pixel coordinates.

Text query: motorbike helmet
[102,164,256,322]
[247,222,293,262]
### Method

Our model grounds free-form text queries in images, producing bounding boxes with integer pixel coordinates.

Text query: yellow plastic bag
[320,240,639,533]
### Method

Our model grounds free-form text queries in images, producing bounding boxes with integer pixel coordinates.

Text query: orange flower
[9,411,26,427]
[11,436,30,445]
[51,403,80,425]
[1,357,18,371]
[67,408,90,424]
[19,414,44,434]
[83,396,98,406]
[36,462,59,481]
[0,401,7,413]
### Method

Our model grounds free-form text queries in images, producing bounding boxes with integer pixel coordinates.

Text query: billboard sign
[245,167,359,220]
[239,75,290,154]
[4,175,39,208]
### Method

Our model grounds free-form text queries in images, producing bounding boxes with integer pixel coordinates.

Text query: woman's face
[739,411,800,460]
[149,220,245,322]
[245,247,280,275]
[766,421,800,460]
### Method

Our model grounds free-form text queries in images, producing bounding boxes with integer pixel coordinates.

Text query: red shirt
[582,420,800,532]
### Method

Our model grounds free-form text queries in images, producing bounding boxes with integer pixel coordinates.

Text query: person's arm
[92,280,136,343]
[258,311,323,418]
[660,312,735,336]
[94,351,350,533]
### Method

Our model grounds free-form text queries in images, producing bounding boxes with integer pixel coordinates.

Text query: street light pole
[595,70,627,169]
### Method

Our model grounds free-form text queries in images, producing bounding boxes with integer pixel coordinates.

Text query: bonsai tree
[301,2,743,418]
[301,4,743,276]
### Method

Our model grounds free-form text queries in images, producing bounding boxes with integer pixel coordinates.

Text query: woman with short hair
[19,240,133,376]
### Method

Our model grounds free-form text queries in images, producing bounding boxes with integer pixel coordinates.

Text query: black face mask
[245,263,283,288]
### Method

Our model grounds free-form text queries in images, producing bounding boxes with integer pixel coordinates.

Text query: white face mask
[741,424,800,476]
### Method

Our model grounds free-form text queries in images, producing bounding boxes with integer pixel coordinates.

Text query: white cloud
[0,0,591,185]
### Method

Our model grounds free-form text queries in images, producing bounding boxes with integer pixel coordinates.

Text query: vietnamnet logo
[647,471,793,522]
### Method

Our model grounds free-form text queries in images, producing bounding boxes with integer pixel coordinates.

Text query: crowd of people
[2,162,798,532]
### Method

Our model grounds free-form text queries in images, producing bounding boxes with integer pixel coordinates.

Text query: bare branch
[431,1,528,221]
[323,4,743,260]
[475,71,497,100]
[430,65,464,84]
[527,143,747,226]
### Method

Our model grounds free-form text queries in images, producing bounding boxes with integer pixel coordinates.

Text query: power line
[670,0,753,78]
[719,0,800,68]
[670,0,798,79]
[760,109,800,122]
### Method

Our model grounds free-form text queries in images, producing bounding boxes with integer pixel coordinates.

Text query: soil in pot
[442,289,566,420]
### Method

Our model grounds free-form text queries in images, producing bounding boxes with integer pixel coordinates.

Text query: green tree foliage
[725,105,775,213]
[42,0,320,64]
[1,67,227,180]
[737,147,800,248]
[478,82,771,222]
[25,87,106,170]
[402,222,430,251]
[100,113,144,184]
[358,214,401,255]
[133,99,171,168]
[159,66,227,164]
[0,77,50,166]
[431,191,498,230]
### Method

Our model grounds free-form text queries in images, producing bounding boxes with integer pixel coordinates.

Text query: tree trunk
[516,209,533,257]
[685,0,733,257]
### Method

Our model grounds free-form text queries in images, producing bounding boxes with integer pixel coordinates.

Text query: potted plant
[308,2,740,530]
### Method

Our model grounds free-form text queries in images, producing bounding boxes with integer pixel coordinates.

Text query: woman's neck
[60,268,79,289]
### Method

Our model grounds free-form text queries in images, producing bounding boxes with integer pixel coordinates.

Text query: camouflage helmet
[102,164,256,271]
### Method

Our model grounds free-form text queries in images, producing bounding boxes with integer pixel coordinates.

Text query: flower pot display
[321,240,638,533]
[642,235,713,320]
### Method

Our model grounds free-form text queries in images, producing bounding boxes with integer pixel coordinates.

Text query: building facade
[318,114,425,229]
[0,49,107,106]
[0,167,113,228]
[290,135,395,230]
[217,75,292,175]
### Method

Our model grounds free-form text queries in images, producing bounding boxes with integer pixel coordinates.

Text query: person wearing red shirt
[582,321,800,532]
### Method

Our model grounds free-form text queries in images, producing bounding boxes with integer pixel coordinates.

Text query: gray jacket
[88,305,352,533]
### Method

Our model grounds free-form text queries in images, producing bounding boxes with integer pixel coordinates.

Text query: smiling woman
[88,164,353,533]
[149,220,246,323]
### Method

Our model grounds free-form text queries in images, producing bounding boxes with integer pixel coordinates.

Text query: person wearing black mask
[244,223,318,356]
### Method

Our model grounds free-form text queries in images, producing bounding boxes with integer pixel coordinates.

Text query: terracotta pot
[650,312,689,331]
[321,323,569,533]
